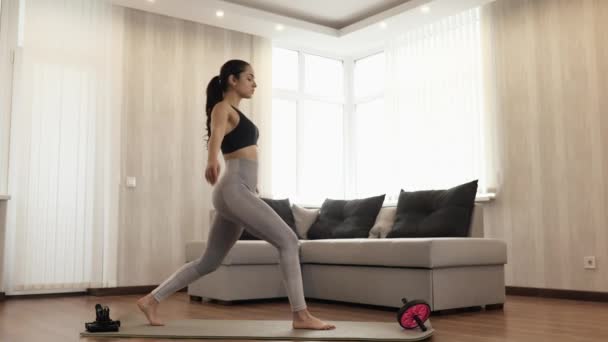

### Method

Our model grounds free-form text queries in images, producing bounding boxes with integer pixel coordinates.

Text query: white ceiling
[223,0,412,29]
[110,0,495,58]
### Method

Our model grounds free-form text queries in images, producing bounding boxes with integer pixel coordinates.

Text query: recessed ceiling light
[147,0,155,3]
[275,24,284,31]
[379,21,388,29]
[216,10,224,17]
[421,6,430,13]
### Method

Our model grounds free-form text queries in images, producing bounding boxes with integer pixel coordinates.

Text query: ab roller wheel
[396,298,431,332]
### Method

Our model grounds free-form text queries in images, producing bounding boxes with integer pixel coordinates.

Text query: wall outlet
[126,177,137,188]
[584,256,596,270]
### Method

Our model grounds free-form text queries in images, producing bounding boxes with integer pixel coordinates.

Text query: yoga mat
[81,314,434,341]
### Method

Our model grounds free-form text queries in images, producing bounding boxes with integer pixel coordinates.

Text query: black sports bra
[220,106,259,154]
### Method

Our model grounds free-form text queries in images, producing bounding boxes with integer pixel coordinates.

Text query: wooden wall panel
[118,8,255,286]
[482,0,608,291]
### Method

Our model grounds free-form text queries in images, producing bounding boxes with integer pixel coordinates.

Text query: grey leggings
[151,158,307,312]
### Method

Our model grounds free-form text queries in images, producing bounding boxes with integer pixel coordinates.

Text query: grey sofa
[186,205,507,312]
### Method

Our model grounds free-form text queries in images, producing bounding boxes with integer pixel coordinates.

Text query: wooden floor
[0,293,606,341]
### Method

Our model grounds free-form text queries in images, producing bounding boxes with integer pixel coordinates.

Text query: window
[304,54,343,99]
[270,98,296,199]
[272,47,298,91]
[353,52,395,199]
[353,97,394,198]
[354,52,384,100]
[298,100,343,203]
[271,48,345,205]
[272,7,487,205]
[353,8,486,199]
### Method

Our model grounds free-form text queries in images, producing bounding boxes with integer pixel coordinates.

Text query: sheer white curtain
[384,7,488,193]
[4,0,120,293]
[0,0,16,195]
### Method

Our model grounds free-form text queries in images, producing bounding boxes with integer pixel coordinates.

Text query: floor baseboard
[0,286,186,300]
[2,286,607,303]
[2,291,86,300]
[506,286,608,302]
[87,285,157,296]
[87,286,187,297]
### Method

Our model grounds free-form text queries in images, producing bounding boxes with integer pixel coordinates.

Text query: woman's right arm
[205,104,229,185]
[208,104,229,164]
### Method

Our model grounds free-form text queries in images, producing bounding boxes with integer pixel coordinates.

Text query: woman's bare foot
[292,309,336,330]
[136,294,164,326]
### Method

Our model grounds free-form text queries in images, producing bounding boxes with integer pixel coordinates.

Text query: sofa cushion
[186,240,282,265]
[291,204,320,239]
[186,238,507,268]
[240,198,297,240]
[387,180,478,238]
[300,238,507,268]
[307,194,386,240]
[368,207,397,238]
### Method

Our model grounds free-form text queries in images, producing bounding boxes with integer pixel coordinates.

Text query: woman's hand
[205,159,221,185]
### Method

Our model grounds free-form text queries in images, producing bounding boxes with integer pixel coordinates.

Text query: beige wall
[482,0,608,291]
[118,8,257,286]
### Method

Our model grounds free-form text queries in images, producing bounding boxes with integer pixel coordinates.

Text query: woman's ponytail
[205,75,224,147]
[204,59,250,149]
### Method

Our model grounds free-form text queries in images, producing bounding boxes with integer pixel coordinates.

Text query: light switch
[126,177,137,188]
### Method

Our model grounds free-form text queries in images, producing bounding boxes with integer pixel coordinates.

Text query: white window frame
[272,41,494,205]
[351,51,396,202]
[272,47,349,206]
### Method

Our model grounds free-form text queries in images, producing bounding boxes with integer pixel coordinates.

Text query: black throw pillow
[239,198,298,240]
[307,194,386,240]
[387,180,478,238]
